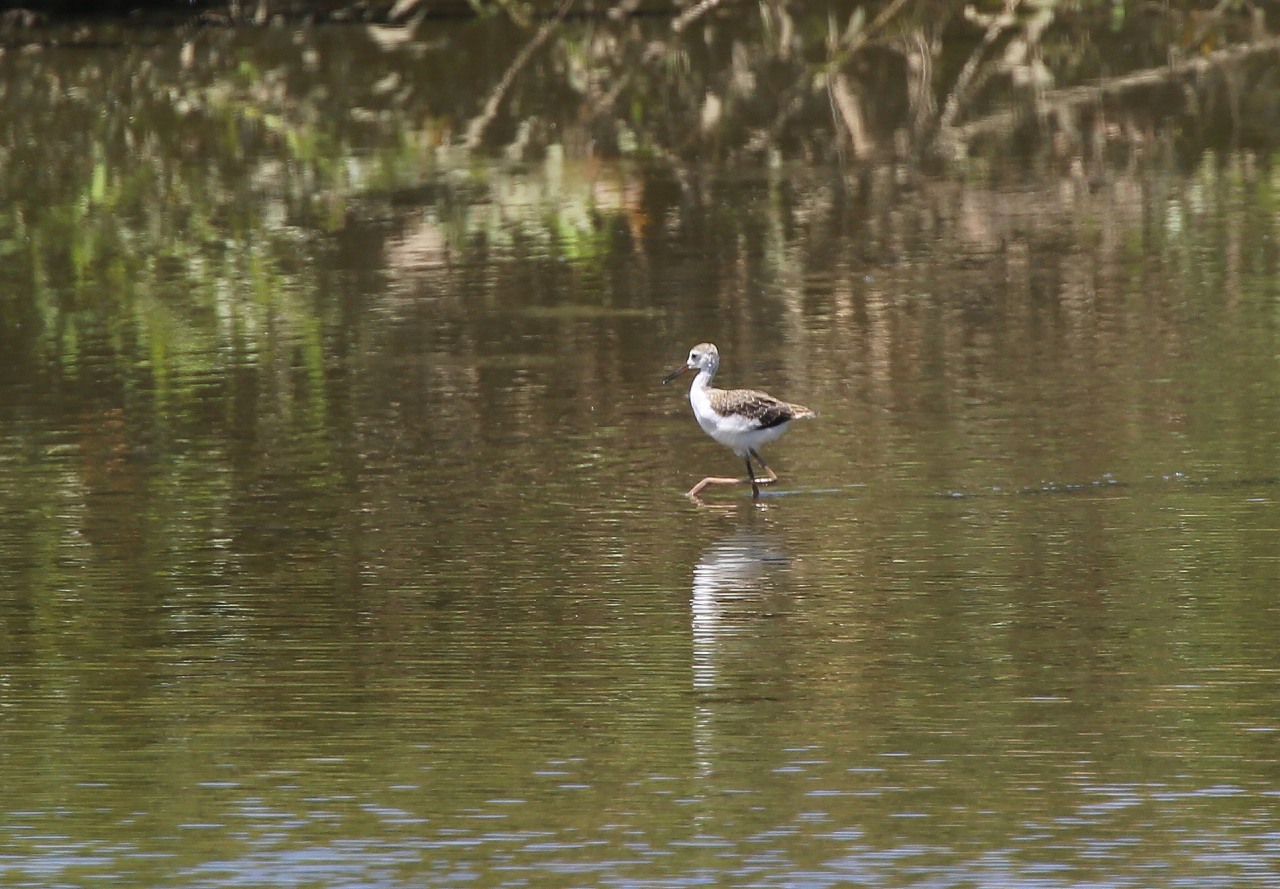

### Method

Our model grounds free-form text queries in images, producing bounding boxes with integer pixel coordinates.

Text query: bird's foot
[686,476,746,498]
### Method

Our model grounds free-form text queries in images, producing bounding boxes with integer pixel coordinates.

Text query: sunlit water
[3,16,1280,889]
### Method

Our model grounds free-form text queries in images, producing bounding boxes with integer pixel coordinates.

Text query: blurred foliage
[0,0,1277,411]
[5,2,1279,484]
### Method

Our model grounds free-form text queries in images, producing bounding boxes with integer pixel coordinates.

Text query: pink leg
[686,476,743,498]
[687,449,783,500]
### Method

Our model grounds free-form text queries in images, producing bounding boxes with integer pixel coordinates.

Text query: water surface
[3,13,1280,889]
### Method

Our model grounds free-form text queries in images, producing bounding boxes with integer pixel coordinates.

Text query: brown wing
[710,388,816,429]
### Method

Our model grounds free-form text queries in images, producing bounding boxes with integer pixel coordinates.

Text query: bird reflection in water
[691,528,791,690]
[691,527,792,778]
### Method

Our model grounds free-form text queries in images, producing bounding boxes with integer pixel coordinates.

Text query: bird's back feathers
[708,387,817,430]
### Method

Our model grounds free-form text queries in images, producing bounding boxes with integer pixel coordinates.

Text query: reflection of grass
[0,33,657,572]
[4,13,1272,440]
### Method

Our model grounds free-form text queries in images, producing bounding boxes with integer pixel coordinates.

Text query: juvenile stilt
[663,343,816,501]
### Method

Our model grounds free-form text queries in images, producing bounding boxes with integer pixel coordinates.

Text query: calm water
[3,14,1280,889]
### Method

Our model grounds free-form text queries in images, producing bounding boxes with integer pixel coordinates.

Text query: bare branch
[938,0,1020,132]
[463,0,575,150]
[672,0,731,35]
[956,34,1280,141]
[829,71,872,159]
[853,0,914,54]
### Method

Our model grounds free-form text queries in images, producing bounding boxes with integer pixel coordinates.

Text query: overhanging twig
[955,34,1280,141]
[463,0,575,150]
[938,0,1020,132]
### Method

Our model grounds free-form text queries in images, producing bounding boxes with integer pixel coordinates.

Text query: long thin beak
[662,364,691,385]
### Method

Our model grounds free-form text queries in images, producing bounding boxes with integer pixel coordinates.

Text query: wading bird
[663,342,816,499]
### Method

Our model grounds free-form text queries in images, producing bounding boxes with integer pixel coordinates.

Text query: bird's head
[662,342,719,384]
